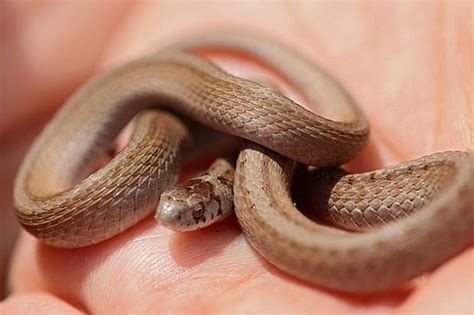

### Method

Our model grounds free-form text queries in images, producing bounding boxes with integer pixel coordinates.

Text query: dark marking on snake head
[194,214,206,225]
[185,179,214,199]
[217,175,233,188]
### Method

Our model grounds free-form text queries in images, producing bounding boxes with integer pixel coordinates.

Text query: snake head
[155,178,223,231]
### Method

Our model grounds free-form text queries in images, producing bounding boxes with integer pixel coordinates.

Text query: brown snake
[13,33,473,293]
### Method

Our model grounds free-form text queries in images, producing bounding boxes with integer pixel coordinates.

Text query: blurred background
[1,0,471,303]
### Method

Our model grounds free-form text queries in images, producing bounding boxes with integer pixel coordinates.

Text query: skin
[1,1,472,314]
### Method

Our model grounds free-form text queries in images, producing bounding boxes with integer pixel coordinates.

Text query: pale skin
[1,1,473,314]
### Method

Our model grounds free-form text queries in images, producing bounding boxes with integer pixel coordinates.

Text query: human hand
[2,1,472,314]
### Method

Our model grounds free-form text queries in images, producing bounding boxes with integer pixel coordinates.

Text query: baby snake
[13,33,473,293]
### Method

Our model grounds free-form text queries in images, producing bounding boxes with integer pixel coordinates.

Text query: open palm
[2,2,472,314]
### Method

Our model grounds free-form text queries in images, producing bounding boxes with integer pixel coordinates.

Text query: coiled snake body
[13,33,473,293]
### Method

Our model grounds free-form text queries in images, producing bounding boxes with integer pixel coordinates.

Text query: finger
[1,292,83,314]
[10,216,412,314]
[9,218,255,313]
[397,248,474,314]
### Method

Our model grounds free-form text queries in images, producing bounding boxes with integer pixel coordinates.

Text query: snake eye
[192,205,204,219]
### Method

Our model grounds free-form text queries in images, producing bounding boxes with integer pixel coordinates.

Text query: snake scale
[13,33,473,293]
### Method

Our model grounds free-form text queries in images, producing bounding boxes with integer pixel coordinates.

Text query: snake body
[13,33,473,293]
[235,148,473,293]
